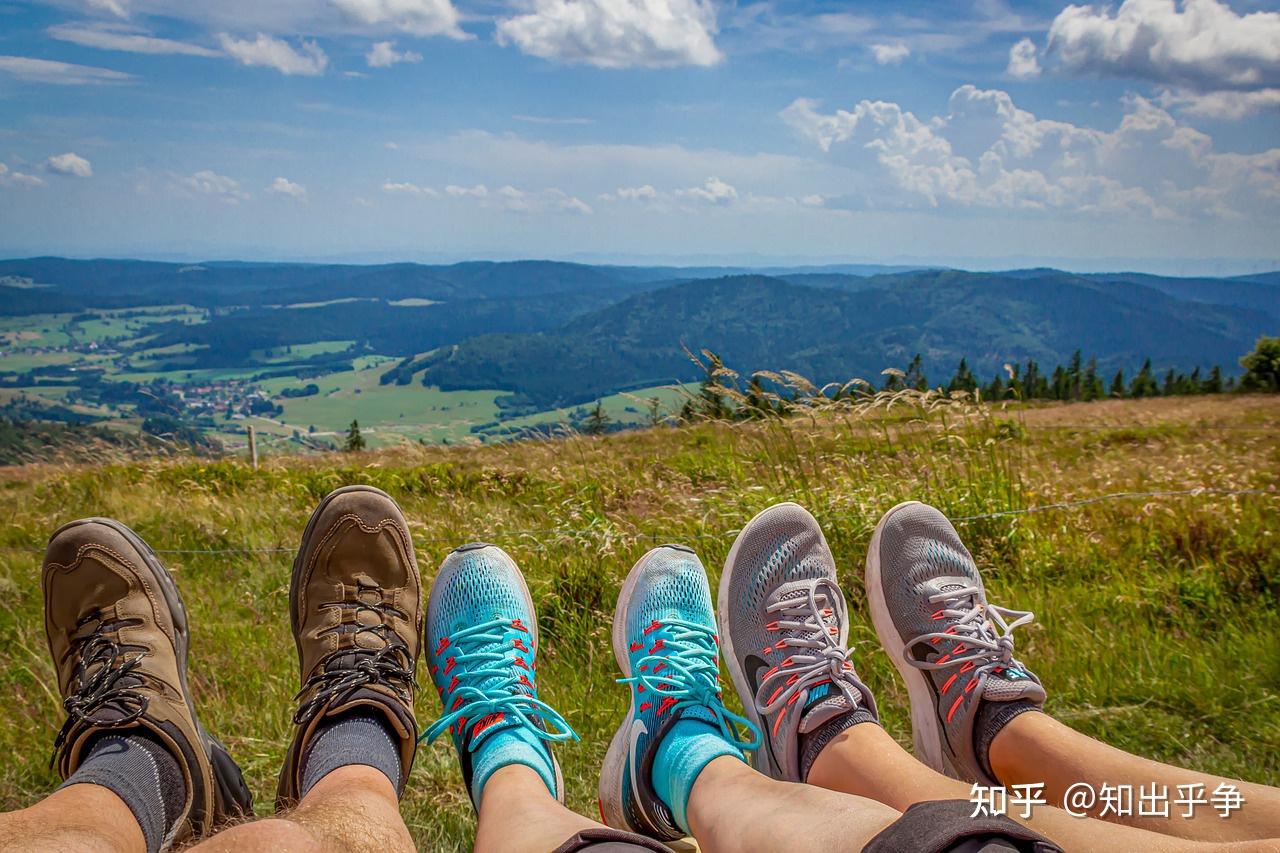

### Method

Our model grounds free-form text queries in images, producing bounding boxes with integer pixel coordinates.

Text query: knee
[192,817,326,852]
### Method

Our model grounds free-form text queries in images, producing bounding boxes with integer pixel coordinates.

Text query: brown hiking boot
[276,485,422,809]
[43,518,253,847]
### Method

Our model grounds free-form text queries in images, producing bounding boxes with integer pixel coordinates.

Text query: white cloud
[382,180,438,195]
[46,153,93,178]
[331,0,466,39]
[0,55,134,85]
[800,194,824,207]
[0,163,46,188]
[614,184,657,201]
[445,183,488,198]
[782,84,1280,221]
[1007,37,1040,78]
[496,0,722,68]
[871,43,909,66]
[1159,86,1280,119]
[217,34,328,75]
[366,40,422,67]
[676,176,737,204]
[48,23,221,56]
[1045,0,1280,95]
[177,170,249,203]
[86,0,129,18]
[268,176,306,197]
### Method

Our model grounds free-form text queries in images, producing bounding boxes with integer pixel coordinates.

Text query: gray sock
[62,731,185,853]
[974,700,1041,784]
[300,712,403,799]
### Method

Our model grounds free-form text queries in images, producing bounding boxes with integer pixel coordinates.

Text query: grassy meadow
[0,394,1275,850]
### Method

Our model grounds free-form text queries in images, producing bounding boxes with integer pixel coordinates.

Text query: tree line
[676,336,1280,423]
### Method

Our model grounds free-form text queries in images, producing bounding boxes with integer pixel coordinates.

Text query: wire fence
[0,486,1272,556]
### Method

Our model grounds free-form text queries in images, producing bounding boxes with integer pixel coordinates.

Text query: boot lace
[52,610,148,765]
[294,581,415,725]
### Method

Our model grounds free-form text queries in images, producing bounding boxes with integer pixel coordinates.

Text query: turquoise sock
[651,718,744,833]
[469,725,556,807]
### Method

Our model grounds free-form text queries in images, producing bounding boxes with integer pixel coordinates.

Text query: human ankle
[651,719,744,834]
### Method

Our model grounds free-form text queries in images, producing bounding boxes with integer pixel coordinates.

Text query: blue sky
[1,0,1278,272]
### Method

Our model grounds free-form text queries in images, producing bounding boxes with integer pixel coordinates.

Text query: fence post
[247,424,258,470]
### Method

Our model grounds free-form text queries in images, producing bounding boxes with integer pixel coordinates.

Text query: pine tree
[1067,350,1083,401]
[905,354,928,391]
[984,373,1006,401]
[584,400,611,435]
[1051,364,1068,401]
[344,419,365,452]
[1082,358,1103,401]
[1109,369,1126,398]
[947,358,977,394]
[1130,359,1158,398]
[1203,365,1223,394]
[1162,368,1177,396]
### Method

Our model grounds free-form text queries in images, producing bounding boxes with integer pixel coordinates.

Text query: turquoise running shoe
[599,545,759,841]
[423,543,577,808]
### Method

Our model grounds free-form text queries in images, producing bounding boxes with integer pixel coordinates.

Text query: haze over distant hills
[1,257,1275,446]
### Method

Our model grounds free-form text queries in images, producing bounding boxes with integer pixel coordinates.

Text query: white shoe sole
[865,500,959,778]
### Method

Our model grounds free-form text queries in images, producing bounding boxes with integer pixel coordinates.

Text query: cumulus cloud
[781,84,1279,220]
[0,55,134,85]
[1042,0,1280,116]
[382,180,438,195]
[331,0,466,39]
[268,176,306,197]
[217,34,328,75]
[48,23,221,57]
[612,184,658,201]
[445,183,488,198]
[496,0,722,68]
[1007,37,1040,79]
[871,43,909,66]
[395,181,595,213]
[46,153,93,177]
[366,41,422,67]
[675,176,737,204]
[1159,86,1280,119]
[0,163,46,188]
[177,170,249,203]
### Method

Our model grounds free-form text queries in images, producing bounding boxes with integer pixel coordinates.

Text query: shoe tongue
[980,667,1046,703]
[797,681,856,734]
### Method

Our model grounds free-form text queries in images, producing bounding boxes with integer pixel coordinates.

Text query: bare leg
[190,766,413,853]
[687,756,902,853]
[808,721,1278,852]
[990,712,1280,843]
[0,784,145,853]
[476,757,903,853]
[474,765,603,853]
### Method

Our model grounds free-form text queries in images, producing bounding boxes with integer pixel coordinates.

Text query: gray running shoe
[866,501,1045,783]
[717,502,878,782]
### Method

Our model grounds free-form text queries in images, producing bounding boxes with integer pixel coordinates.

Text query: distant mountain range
[2,257,1275,411]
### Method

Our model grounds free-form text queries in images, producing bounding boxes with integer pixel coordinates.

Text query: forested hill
[416,273,1276,410]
